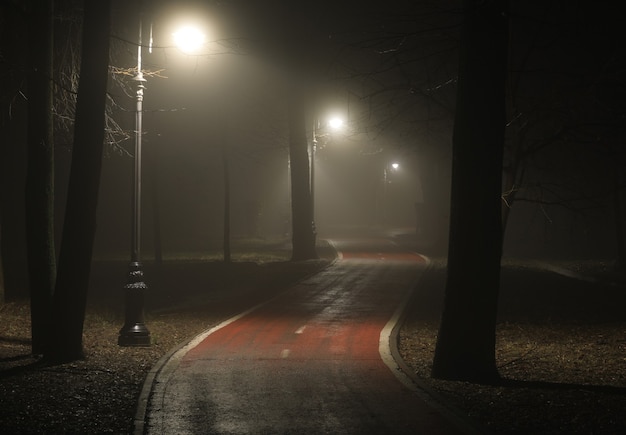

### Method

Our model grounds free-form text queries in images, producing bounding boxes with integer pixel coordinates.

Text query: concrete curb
[136,305,263,434]
[381,254,487,435]
[133,237,482,434]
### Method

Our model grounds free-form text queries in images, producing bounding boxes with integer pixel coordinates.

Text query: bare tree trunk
[432,0,509,383]
[46,0,111,363]
[614,155,626,270]
[0,111,29,301]
[0,224,4,303]
[25,0,55,355]
[288,88,317,261]
[222,146,231,263]
[0,240,5,304]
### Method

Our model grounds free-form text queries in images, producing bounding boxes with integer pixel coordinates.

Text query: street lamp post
[118,17,206,347]
[119,18,150,347]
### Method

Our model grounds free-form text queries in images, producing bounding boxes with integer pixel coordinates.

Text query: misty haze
[1,0,625,434]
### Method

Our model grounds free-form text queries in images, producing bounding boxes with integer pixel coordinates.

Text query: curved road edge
[132,307,257,435]
[133,241,483,434]
[132,256,340,435]
[382,255,485,435]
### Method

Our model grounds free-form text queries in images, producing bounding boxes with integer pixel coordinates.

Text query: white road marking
[295,325,306,334]
[280,349,290,358]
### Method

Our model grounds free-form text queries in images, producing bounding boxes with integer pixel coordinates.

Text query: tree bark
[0,107,29,301]
[46,0,111,363]
[25,0,55,354]
[1,3,33,302]
[431,0,509,383]
[222,146,231,263]
[614,154,626,270]
[288,89,317,261]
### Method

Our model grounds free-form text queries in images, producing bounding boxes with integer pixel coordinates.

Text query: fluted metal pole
[119,16,151,347]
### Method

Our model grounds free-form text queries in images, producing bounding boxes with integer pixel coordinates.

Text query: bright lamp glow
[173,25,206,53]
[391,162,399,170]
[328,117,344,129]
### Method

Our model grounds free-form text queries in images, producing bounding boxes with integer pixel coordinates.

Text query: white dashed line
[295,325,306,334]
[280,349,291,358]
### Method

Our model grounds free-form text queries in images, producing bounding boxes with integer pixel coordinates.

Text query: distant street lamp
[118,17,205,347]
[310,116,344,237]
[328,116,344,130]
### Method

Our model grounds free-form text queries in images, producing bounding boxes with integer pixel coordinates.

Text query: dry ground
[1,244,626,433]
[399,258,626,434]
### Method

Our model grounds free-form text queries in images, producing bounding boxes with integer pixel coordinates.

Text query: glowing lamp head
[328,117,344,129]
[173,25,206,54]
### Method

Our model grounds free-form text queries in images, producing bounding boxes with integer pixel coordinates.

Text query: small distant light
[391,163,399,170]
[328,117,344,129]
[173,26,206,54]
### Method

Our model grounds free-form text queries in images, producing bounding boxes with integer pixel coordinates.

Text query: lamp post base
[118,326,151,347]
[118,262,151,347]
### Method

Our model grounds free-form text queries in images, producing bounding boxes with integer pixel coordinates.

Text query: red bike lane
[142,238,473,434]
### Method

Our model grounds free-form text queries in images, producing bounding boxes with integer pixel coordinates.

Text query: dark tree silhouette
[0,0,31,302]
[431,0,509,382]
[222,145,232,263]
[25,0,56,355]
[288,87,317,261]
[46,0,111,362]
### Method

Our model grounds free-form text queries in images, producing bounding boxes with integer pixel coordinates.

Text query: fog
[79,0,622,263]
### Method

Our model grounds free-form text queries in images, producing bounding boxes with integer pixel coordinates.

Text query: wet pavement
[137,237,474,434]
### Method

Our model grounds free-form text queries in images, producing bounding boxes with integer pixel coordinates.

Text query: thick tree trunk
[0,0,29,302]
[46,0,111,363]
[431,0,509,383]
[288,90,317,261]
[0,103,29,301]
[614,155,626,270]
[25,0,55,355]
[0,239,3,302]
[222,146,231,263]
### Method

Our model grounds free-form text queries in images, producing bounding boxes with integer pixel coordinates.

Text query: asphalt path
[139,237,469,434]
